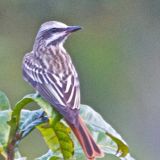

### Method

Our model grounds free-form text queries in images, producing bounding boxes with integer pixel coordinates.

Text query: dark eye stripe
[38,28,66,40]
[52,28,66,32]
[50,28,57,33]
[40,28,57,39]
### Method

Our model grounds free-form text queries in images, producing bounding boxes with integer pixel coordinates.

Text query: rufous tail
[68,116,104,160]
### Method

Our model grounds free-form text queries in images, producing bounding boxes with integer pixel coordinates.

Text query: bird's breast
[40,47,73,76]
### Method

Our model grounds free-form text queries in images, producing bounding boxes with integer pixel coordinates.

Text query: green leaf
[0,142,7,159]
[0,91,11,158]
[15,158,27,160]
[35,150,54,160]
[7,96,34,145]
[0,110,11,159]
[6,94,38,160]
[106,132,128,157]
[37,121,74,160]
[35,150,61,160]
[35,149,69,160]
[0,91,11,110]
[78,104,135,160]
[25,94,62,122]
[14,148,27,160]
[19,109,48,139]
[0,110,11,146]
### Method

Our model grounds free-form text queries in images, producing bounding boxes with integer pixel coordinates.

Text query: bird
[22,21,104,160]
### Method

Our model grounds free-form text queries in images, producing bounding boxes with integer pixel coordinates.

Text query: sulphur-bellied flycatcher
[22,21,103,159]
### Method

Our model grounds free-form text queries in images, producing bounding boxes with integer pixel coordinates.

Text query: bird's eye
[50,28,57,33]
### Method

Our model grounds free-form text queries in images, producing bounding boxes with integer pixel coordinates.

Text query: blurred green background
[0,0,159,159]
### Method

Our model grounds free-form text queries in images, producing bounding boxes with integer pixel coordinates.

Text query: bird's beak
[65,26,82,33]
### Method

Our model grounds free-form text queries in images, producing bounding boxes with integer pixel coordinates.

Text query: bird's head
[35,21,82,47]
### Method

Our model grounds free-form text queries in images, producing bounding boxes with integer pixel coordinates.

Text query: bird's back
[22,47,80,126]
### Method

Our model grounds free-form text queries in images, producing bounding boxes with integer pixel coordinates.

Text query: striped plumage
[22,21,103,159]
[23,46,80,125]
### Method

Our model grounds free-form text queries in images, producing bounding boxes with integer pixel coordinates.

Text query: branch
[7,133,21,160]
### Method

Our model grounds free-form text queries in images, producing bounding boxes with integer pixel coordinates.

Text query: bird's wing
[23,54,80,113]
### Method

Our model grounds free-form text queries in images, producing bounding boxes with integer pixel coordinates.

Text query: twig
[7,133,21,160]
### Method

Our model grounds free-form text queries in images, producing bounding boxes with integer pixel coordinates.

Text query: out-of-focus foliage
[0,91,11,110]
[0,91,11,159]
[0,91,134,160]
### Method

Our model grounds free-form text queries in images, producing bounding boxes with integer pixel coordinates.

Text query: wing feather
[23,54,80,111]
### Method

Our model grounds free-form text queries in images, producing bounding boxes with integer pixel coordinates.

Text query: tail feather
[68,116,104,160]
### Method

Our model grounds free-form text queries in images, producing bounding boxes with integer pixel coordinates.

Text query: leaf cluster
[0,91,135,160]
